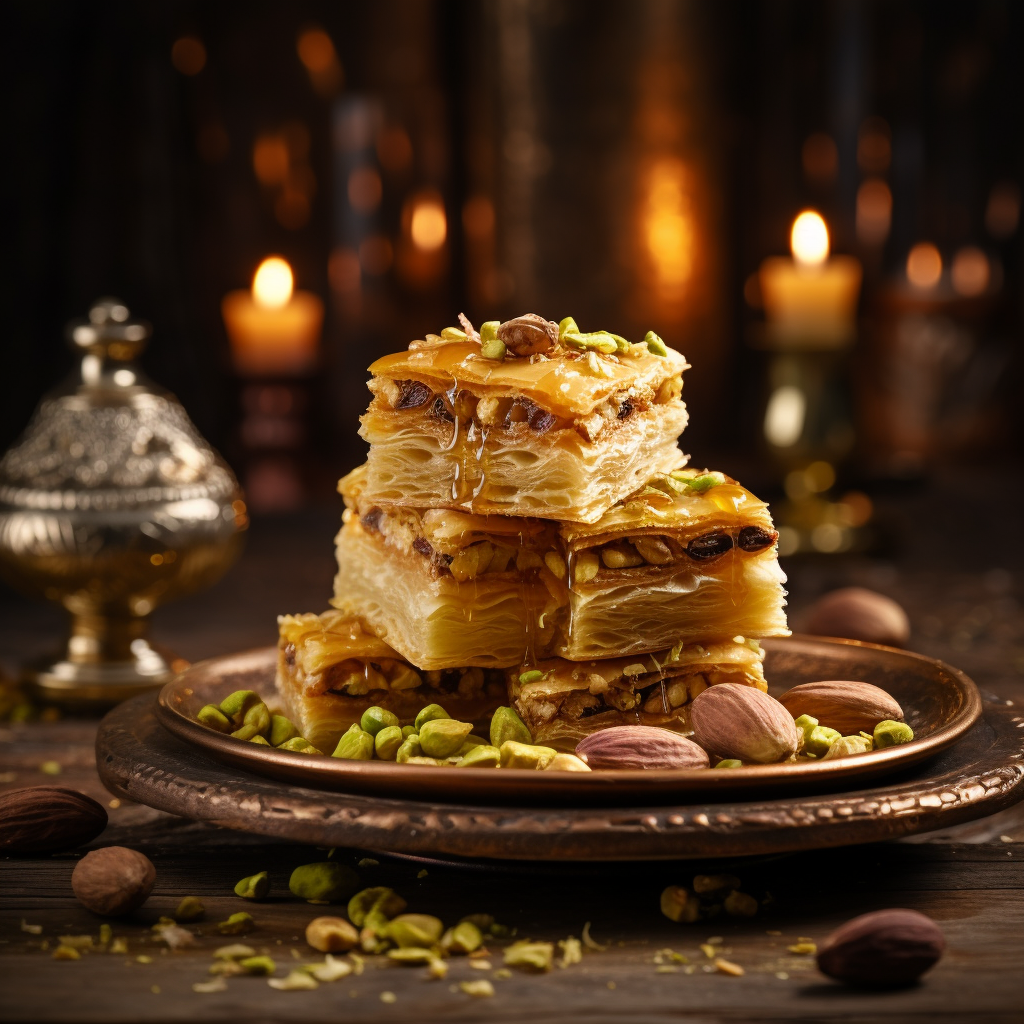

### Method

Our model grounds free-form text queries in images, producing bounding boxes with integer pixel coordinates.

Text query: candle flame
[252,257,294,309]
[409,195,447,251]
[790,211,829,267]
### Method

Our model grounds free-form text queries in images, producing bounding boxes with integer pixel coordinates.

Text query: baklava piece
[359,314,689,524]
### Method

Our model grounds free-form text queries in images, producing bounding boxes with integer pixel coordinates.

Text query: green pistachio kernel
[216,912,255,935]
[490,706,532,748]
[239,955,276,976]
[518,670,545,685]
[268,715,299,746]
[503,939,554,971]
[480,336,506,361]
[457,744,501,768]
[805,725,841,757]
[419,718,473,757]
[563,331,618,354]
[499,739,557,770]
[644,330,669,356]
[441,920,484,954]
[174,896,205,922]
[793,713,819,734]
[197,704,231,732]
[384,913,444,949]
[249,735,271,745]
[401,725,418,739]
[395,735,423,763]
[277,736,322,754]
[684,471,726,494]
[440,326,467,341]
[386,946,436,964]
[360,706,400,737]
[714,759,743,769]
[348,887,407,929]
[404,756,445,766]
[823,734,875,760]
[414,704,451,730]
[459,734,487,752]
[374,725,405,760]
[332,724,375,760]
[480,320,500,342]
[288,862,360,904]
[230,701,271,741]
[558,316,579,338]
[609,333,632,353]
[234,872,269,900]
[873,719,914,748]
[218,690,263,725]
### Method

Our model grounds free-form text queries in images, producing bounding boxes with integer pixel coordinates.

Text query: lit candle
[222,257,324,375]
[758,211,862,349]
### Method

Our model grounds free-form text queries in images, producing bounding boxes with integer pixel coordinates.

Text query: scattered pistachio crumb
[766,930,782,936]
[268,971,319,991]
[700,943,717,959]
[428,958,448,980]
[58,935,94,950]
[558,936,583,968]
[1000,835,1014,843]
[20,920,42,935]
[607,981,616,989]
[98,924,112,945]
[379,991,397,1003]
[714,958,744,977]
[787,941,817,955]
[193,978,227,994]
[39,760,61,775]
[358,857,380,867]
[469,960,493,970]
[775,971,789,980]
[416,869,428,878]
[706,936,723,944]
[494,968,512,980]
[110,937,128,954]
[214,943,255,960]
[136,955,154,964]
[656,965,678,974]
[52,946,80,960]
[581,922,607,951]
[459,979,495,998]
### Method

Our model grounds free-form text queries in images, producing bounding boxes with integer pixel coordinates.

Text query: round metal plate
[152,636,982,805]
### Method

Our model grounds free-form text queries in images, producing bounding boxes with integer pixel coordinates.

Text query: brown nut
[575,726,709,770]
[778,680,903,735]
[71,846,156,917]
[0,787,107,856]
[496,314,559,356]
[305,916,359,953]
[804,587,910,647]
[817,908,945,988]
[689,684,798,764]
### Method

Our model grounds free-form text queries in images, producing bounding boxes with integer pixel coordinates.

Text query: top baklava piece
[359,313,690,524]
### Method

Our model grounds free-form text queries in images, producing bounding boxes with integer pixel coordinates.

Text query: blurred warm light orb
[951,246,990,297]
[296,29,335,72]
[764,385,805,447]
[857,116,892,174]
[348,167,383,213]
[253,135,290,185]
[906,243,942,289]
[171,36,206,76]
[985,180,1021,239]
[253,258,294,309]
[643,158,694,293]
[409,196,447,251]
[790,211,829,267]
[856,179,892,246]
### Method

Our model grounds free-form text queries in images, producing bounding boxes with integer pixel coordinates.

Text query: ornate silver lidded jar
[0,298,248,704]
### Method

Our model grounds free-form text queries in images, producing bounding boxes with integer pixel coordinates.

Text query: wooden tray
[153,637,981,803]
[96,695,1024,863]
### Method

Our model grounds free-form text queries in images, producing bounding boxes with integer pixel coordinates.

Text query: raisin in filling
[360,507,384,533]
[430,395,454,422]
[686,532,734,561]
[738,526,778,552]
[395,379,432,409]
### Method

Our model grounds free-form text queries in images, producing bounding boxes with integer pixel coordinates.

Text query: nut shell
[689,683,799,763]
[817,908,945,987]
[72,846,156,916]
[575,726,709,770]
[804,587,910,647]
[496,314,559,356]
[0,787,107,856]
[779,680,903,735]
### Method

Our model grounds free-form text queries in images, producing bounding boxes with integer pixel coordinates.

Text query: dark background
[7,1,1022,483]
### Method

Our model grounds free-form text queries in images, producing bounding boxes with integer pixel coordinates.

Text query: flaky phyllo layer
[275,610,506,751]
[511,638,767,748]
[333,465,788,669]
[360,318,690,523]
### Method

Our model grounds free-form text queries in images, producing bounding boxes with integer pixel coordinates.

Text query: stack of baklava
[276,314,789,754]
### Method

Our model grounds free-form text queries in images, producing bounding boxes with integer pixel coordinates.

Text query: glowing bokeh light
[906,243,942,289]
[790,211,829,267]
[252,257,294,309]
[410,197,447,251]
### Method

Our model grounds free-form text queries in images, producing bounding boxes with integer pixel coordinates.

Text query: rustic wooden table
[2,496,1024,1023]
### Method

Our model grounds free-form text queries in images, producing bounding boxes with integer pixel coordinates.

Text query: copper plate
[153,636,981,805]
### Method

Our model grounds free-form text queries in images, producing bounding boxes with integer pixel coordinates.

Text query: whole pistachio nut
[499,739,557,770]
[419,718,473,758]
[384,913,444,948]
[348,887,407,928]
[873,720,914,748]
[374,725,405,760]
[724,890,758,917]
[278,736,322,754]
[395,736,423,763]
[456,744,501,768]
[239,954,276,976]
[174,896,205,922]
[249,735,271,746]
[497,314,558,356]
[269,715,300,747]
[414,704,450,731]
[489,705,532,748]
[218,690,263,726]
[401,725,418,739]
[288,862,360,904]
[305,916,358,953]
[360,706,400,737]
[197,705,231,732]
[332,724,374,760]
[234,871,269,900]
[441,920,483,955]
[644,330,669,356]
[480,320,500,343]
[230,701,271,741]
[460,734,487,752]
